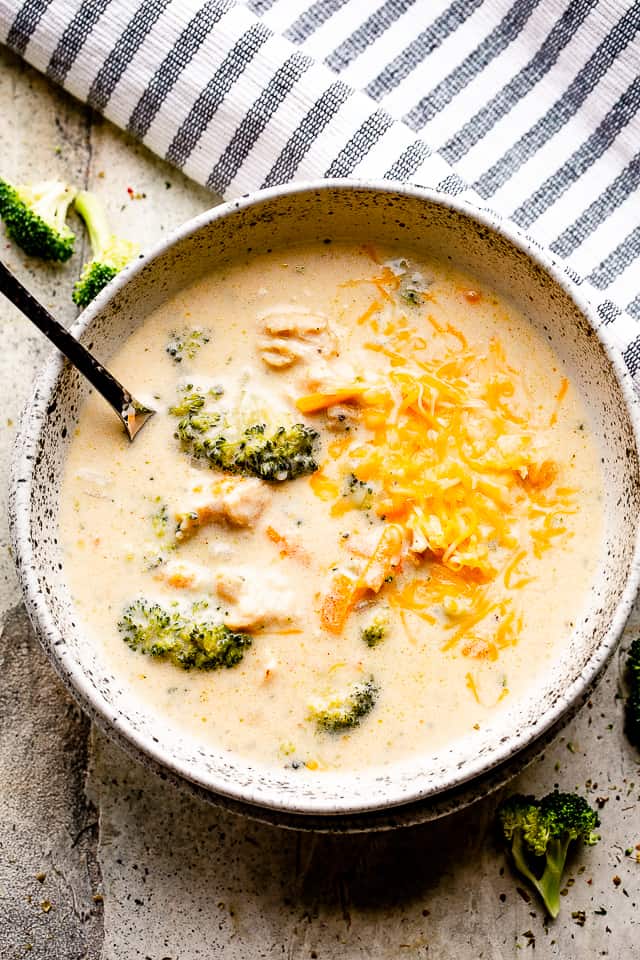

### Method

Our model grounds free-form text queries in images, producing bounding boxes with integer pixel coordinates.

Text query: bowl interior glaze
[10,181,640,816]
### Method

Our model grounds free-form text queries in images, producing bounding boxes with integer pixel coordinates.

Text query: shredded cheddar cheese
[304,270,576,657]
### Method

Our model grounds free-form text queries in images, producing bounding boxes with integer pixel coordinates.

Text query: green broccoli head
[539,791,600,846]
[0,178,76,261]
[170,388,318,482]
[498,793,540,843]
[72,262,119,308]
[72,190,138,307]
[497,791,599,918]
[625,637,640,748]
[209,422,319,481]
[360,613,389,647]
[309,677,379,733]
[118,599,251,671]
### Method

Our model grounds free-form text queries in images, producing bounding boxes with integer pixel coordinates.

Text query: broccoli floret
[360,614,388,647]
[170,388,318,482]
[169,391,207,417]
[209,422,318,481]
[72,191,138,307]
[166,329,210,363]
[169,391,221,443]
[118,599,251,671]
[625,637,640,748]
[497,791,599,918]
[310,677,379,733]
[0,178,76,261]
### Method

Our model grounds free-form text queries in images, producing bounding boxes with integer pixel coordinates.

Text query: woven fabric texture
[1,0,639,365]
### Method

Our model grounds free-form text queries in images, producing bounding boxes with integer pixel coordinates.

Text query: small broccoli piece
[400,287,423,306]
[72,191,138,307]
[390,257,430,307]
[0,178,76,261]
[118,599,251,671]
[170,387,318,482]
[151,503,169,538]
[343,473,373,510]
[498,791,599,918]
[310,677,379,733]
[170,391,221,443]
[166,329,210,363]
[169,391,206,417]
[360,614,388,647]
[143,502,176,570]
[625,637,640,748]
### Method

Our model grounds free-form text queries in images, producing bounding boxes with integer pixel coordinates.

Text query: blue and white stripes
[0,0,638,365]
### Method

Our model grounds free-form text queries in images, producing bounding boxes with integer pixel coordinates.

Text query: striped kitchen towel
[1,0,639,369]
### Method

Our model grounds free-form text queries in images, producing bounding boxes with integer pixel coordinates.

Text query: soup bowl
[10,180,640,822]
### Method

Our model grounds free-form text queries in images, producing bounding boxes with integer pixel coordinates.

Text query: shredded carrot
[339,267,399,292]
[265,526,310,562]
[549,376,569,426]
[166,572,194,589]
[462,637,498,661]
[503,550,528,590]
[357,524,404,593]
[523,460,558,490]
[398,610,419,645]
[357,299,382,326]
[266,525,282,544]
[319,572,361,634]
[465,672,480,703]
[442,598,497,651]
[309,471,340,501]
[296,387,366,414]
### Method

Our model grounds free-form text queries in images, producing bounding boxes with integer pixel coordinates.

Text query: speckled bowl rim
[10,178,640,818]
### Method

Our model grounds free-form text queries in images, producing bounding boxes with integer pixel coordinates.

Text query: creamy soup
[60,243,603,773]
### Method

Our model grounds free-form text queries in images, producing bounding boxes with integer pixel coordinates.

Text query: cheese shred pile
[298,272,577,662]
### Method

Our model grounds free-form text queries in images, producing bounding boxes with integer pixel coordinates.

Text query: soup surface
[60,242,603,773]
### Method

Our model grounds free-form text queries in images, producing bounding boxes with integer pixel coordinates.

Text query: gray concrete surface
[0,46,639,959]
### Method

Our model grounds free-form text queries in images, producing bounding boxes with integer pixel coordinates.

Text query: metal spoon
[0,260,153,441]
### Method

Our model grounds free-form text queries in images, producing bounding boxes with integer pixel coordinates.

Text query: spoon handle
[0,261,153,440]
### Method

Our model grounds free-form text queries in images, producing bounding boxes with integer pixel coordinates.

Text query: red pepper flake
[464,289,482,304]
[126,186,147,200]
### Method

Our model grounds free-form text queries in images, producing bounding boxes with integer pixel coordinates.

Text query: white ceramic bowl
[10,180,640,822]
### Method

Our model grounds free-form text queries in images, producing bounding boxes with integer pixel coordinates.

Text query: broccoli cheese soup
[59,242,603,773]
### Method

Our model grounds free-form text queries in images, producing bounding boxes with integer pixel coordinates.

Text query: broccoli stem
[30,183,76,236]
[74,190,111,260]
[537,836,571,919]
[511,829,570,919]
[511,831,544,896]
